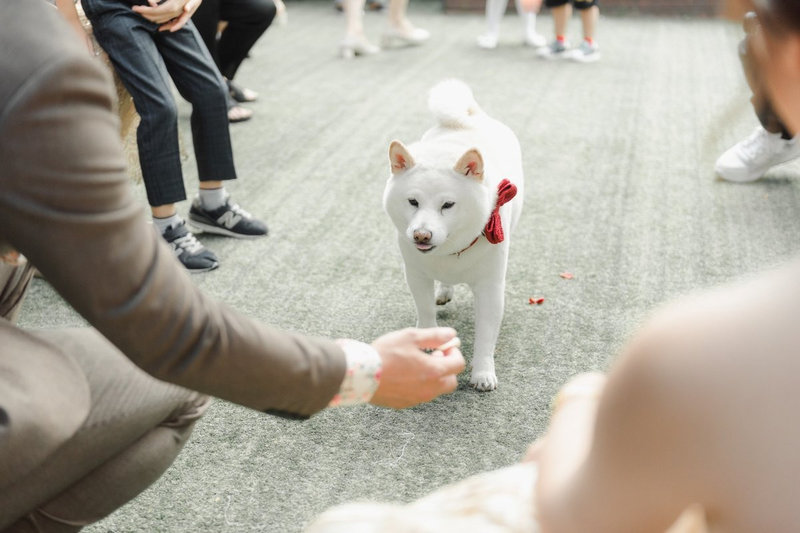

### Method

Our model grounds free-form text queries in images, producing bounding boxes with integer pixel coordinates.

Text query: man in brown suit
[0,1,465,530]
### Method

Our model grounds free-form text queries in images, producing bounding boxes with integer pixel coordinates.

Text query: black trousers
[192,0,276,81]
[82,0,237,207]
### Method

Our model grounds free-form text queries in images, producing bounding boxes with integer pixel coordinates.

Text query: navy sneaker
[162,220,219,272]
[188,197,268,239]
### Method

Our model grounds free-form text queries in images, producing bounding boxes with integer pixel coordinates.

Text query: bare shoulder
[621,259,800,393]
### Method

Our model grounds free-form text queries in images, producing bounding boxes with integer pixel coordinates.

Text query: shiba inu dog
[383,79,524,391]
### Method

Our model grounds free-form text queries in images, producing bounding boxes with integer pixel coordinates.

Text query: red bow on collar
[484,179,517,244]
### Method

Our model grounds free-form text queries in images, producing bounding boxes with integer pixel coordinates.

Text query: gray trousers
[0,256,210,532]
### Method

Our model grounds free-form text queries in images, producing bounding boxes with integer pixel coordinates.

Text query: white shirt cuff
[328,339,382,407]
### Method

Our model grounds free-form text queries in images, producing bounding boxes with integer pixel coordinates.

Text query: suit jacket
[0,0,346,463]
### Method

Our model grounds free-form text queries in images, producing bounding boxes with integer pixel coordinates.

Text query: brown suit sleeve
[0,1,346,419]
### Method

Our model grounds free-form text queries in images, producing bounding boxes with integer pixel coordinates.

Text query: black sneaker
[162,220,219,272]
[188,197,268,239]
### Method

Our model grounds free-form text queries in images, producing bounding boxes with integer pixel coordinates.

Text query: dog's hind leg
[435,283,453,306]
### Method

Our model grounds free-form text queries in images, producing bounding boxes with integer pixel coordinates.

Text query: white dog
[383,79,524,391]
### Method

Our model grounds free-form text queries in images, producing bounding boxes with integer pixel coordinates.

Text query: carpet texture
[17,2,800,531]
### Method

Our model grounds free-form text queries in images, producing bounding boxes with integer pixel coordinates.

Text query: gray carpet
[18,2,800,531]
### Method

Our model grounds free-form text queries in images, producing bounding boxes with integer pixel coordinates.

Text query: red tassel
[484,179,517,244]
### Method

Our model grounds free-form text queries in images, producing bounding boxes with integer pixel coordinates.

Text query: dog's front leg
[470,280,504,391]
[404,267,437,328]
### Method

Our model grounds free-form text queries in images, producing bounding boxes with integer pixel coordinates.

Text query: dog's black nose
[413,230,431,243]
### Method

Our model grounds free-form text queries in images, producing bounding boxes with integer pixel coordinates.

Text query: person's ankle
[153,213,182,234]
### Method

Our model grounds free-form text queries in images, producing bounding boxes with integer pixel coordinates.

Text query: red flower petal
[559,272,574,280]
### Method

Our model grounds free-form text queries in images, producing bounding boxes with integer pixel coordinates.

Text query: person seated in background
[0,1,466,529]
[56,0,268,273]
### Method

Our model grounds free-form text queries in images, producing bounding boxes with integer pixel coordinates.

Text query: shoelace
[173,231,205,255]
[227,202,253,220]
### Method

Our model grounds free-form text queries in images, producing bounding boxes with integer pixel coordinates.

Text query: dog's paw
[435,284,453,306]
[469,370,498,392]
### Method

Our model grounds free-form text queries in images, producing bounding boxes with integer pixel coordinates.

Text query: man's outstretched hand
[369,327,466,409]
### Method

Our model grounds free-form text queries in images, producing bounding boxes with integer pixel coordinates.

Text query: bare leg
[341,0,380,58]
[578,5,598,41]
[553,3,571,38]
[344,0,367,39]
[151,203,177,218]
[387,0,410,31]
[383,0,429,46]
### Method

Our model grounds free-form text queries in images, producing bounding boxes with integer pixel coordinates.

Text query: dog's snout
[413,229,432,243]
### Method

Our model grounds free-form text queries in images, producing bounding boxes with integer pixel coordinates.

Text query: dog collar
[453,235,481,257]
[452,179,517,257]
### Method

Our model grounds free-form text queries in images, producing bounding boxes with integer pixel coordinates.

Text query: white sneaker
[477,33,498,49]
[570,40,600,62]
[715,126,800,182]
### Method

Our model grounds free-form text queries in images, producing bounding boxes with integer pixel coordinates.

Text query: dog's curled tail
[428,79,482,129]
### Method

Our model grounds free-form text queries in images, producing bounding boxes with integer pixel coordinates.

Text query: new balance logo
[217,211,242,229]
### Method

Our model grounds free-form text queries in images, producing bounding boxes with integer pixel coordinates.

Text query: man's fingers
[434,348,466,375]
[438,373,459,394]
[411,327,458,350]
[184,0,201,13]
[436,336,461,353]
[133,8,175,24]
[167,11,191,31]
[132,0,183,23]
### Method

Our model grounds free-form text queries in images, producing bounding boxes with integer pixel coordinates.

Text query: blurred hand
[132,0,203,32]
[369,327,466,409]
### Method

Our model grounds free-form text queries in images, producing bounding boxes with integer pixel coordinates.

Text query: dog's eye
[441,202,455,210]
[408,199,419,207]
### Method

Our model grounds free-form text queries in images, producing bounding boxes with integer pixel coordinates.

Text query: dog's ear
[389,140,415,174]
[453,148,484,182]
